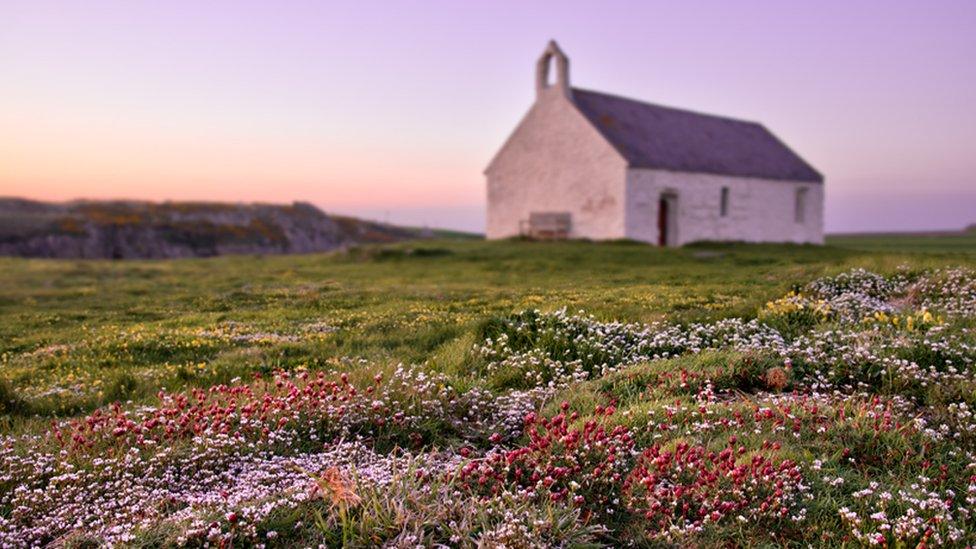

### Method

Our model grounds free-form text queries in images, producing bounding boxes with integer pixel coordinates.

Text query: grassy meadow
[0,239,959,419]
[2,238,976,546]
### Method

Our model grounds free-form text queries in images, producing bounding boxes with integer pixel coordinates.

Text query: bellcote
[535,40,571,100]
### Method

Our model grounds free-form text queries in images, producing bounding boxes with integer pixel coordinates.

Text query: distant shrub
[0,379,29,416]
[352,246,454,261]
[104,371,140,403]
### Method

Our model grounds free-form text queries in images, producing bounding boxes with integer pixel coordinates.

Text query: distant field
[3,240,976,546]
[827,230,976,254]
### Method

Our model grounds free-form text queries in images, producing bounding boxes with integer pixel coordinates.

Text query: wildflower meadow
[2,240,976,547]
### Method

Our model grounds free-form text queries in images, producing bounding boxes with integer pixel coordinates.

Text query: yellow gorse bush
[758,291,831,321]
[863,308,944,331]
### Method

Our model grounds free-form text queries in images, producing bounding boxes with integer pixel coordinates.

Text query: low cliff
[0,199,422,259]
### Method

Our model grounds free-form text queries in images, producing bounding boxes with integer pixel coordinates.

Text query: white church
[485,41,824,246]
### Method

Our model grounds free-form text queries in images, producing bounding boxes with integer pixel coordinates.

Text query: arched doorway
[657,192,678,247]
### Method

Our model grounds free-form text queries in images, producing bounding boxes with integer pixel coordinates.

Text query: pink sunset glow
[2,0,974,232]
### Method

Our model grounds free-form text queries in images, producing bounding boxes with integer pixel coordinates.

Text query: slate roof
[572,88,823,183]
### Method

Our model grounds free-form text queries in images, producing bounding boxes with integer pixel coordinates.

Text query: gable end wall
[485,92,628,240]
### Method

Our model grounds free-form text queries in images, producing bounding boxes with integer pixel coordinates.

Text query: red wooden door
[657,198,668,247]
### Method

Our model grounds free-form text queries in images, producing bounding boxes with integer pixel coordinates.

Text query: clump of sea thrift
[459,403,635,519]
[623,439,809,540]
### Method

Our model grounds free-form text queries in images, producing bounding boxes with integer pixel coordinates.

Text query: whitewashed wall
[625,169,824,245]
[485,90,628,240]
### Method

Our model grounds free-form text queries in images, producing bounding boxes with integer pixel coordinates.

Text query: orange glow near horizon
[0,109,484,210]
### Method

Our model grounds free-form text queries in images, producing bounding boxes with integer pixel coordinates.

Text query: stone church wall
[625,169,825,245]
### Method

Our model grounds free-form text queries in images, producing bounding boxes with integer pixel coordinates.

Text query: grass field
[2,239,976,546]
[827,230,976,255]
[1,240,957,418]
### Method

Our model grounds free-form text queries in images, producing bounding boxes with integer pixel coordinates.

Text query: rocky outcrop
[0,199,419,259]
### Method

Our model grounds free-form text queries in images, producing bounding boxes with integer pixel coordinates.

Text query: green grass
[827,230,976,255]
[4,237,976,546]
[1,238,973,419]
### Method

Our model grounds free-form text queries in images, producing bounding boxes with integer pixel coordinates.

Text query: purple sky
[2,0,975,233]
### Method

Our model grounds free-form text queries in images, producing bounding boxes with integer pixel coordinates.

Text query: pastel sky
[2,0,975,233]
